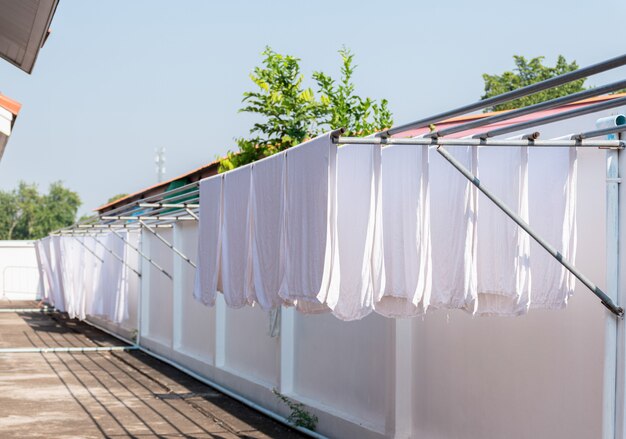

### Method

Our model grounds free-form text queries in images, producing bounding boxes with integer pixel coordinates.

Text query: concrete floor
[0,301,305,439]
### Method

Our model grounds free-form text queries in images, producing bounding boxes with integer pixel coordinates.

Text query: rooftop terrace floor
[0,300,304,439]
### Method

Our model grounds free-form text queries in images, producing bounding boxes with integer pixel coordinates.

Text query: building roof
[96,92,626,213]
[0,0,59,73]
[0,91,21,161]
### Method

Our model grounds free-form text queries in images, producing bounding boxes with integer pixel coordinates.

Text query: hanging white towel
[221,165,253,308]
[327,143,383,321]
[194,175,223,307]
[279,133,339,313]
[429,144,478,312]
[475,144,531,316]
[35,238,52,304]
[528,142,577,309]
[375,144,430,317]
[246,151,286,310]
[50,236,66,312]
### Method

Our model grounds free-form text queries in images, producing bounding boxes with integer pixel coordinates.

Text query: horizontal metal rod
[139,220,197,268]
[0,346,138,353]
[473,95,626,139]
[429,79,626,138]
[101,215,196,221]
[0,308,54,313]
[335,136,624,148]
[435,145,624,317]
[78,224,143,229]
[572,126,626,140]
[110,230,172,280]
[384,53,626,136]
[139,202,200,208]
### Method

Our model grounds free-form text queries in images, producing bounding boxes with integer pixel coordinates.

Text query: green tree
[0,181,81,240]
[313,48,392,137]
[219,47,393,171]
[106,193,128,204]
[481,55,587,112]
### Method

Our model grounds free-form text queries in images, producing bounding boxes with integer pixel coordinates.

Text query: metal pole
[384,53,626,137]
[139,220,197,268]
[335,136,624,148]
[429,79,626,138]
[110,230,173,280]
[139,203,200,209]
[70,235,104,263]
[435,145,624,317]
[472,96,626,139]
[101,215,196,221]
[603,140,620,438]
[0,346,138,354]
[92,235,142,277]
[573,126,626,141]
[185,208,199,221]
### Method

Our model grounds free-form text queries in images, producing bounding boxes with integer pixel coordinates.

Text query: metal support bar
[70,235,105,263]
[335,136,624,148]
[139,203,200,209]
[101,215,196,221]
[139,220,197,268]
[80,224,173,229]
[185,208,199,221]
[91,235,142,277]
[384,53,626,137]
[428,79,626,138]
[573,126,626,141]
[0,346,138,353]
[435,145,624,317]
[0,308,54,313]
[472,96,626,139]
[110,230,172,280]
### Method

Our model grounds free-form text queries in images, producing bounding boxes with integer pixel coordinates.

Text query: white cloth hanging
[375,144,431,317]
[429,145,478,312]
[528,142,577,309]
[221,165,253,308]
[475,144,531,316]
[246,151,287,310]
[279,133,339,313]
[194,174,223,307]
[327,143,383,321]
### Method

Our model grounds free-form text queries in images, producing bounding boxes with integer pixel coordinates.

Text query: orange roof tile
[0,94,21,116]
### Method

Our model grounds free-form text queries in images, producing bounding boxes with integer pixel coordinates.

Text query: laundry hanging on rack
[192,131,579,320]
[475,142,530,316]
[35,231,138,325]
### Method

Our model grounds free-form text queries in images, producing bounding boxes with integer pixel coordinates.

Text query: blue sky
[1,0,625,215]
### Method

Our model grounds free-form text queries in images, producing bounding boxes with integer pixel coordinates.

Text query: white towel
[375,144,431,317]
[50,236,66,312]
[429,145,478,312]
[327,144,383,321]
[35,238,52,304]
[475,145,530,316]
[279,133,339,313]
[194,175,223,307]
[221,165,253,308]
[246,151,286,310]
[528,144,577,309]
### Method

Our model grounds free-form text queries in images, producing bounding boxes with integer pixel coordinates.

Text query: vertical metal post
[604,146,620,439]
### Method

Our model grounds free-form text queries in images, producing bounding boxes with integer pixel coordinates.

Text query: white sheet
[279,133,339,313]
[375,144,431,317]
[247,151,287,310]
[327,144,383,321]
[194,175,224,307]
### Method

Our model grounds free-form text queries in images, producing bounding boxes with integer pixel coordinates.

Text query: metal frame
[41,52,626,439]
